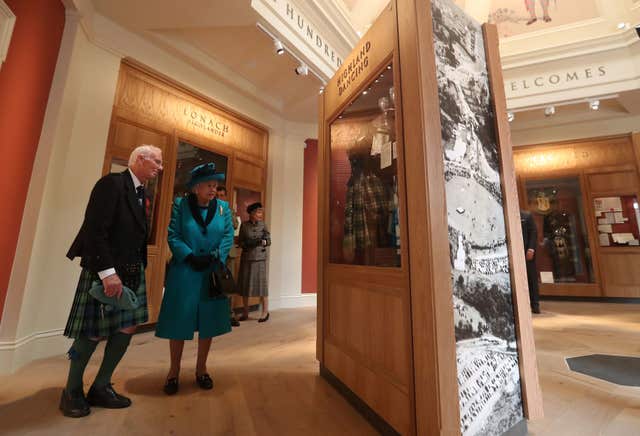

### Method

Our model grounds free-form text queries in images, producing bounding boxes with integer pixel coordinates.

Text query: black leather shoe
[59,388,90,418]
[164,377,179,396]
[258,313,270,323]
[231,318,240,327]
[87,384,132,408]
[195,373,213,390]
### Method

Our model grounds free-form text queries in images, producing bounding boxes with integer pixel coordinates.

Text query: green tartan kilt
[64,267,148,339]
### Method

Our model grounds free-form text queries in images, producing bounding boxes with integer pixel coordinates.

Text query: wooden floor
[0,309,376,436]
[527,301,640,436]
[1,302,639,435]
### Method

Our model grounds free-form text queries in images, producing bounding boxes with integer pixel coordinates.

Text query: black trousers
[525,259,540,310]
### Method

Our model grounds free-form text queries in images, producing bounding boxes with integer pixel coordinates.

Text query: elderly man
[60,145,163,417]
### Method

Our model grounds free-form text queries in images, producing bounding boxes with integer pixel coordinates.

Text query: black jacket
[67,170,147,272]
[520,210,537,256]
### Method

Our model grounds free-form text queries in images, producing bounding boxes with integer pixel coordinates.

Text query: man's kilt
[64,267,148,339]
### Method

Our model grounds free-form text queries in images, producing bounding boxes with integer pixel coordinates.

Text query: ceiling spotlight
[544,106,555,117]
[274,39,284,55]
[507,112,515,122]
[589,99,600,111]
[319,86,325,95]
[363,90,368,95]
[295,63,308,76]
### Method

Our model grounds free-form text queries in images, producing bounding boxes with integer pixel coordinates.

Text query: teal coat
[156,196,234,340]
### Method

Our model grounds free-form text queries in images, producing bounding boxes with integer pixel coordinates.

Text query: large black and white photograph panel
[430,0,524,435]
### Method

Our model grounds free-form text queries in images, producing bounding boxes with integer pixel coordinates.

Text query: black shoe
[258,313,270,323]
[532,306,541,314]
[164,377,179,396]
[59,388,90,418]
[87,384,132,408]
[231,318,240,327]
[195,373,213,390]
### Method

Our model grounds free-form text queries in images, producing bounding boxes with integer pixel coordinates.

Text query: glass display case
[173,141,228,198]
[525,177,595,284]
[329,62,401,267]
[593,195,640,246]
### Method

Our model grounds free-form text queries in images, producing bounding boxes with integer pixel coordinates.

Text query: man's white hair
[129,144,162,167]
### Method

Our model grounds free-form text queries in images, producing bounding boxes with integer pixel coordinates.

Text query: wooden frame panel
[318,3,415,434]
[484,24,543,420]
[396,0,461,434]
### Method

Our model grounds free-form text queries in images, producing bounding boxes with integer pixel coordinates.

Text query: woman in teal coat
[156,162,234,395]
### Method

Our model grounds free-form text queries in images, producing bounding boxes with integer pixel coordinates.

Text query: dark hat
[247,202,263,214]
[187,162,225,189]
[88,284,140,311]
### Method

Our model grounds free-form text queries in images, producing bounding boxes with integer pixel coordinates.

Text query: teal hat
[88,283,140,311]
[187,162,225,189]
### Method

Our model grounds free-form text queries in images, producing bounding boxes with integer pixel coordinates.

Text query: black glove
[186,254,212,271]
[243,238,261,249]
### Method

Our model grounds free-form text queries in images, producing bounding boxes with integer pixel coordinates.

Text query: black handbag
[209,259,236,298]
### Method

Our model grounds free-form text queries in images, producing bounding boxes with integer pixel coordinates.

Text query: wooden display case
[515,134,640,298]
[317,1,542,434]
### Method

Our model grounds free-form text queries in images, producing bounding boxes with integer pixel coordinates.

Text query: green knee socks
[65,337,99,392]
[93,332,132,388]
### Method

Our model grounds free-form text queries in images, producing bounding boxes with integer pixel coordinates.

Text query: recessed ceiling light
[589,100,600,111]
[507,112,515,122]
[544,106,555,117]
[617,22,630,30]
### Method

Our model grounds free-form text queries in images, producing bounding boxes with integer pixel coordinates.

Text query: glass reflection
[525,177,595,283]
[329,63,401,267]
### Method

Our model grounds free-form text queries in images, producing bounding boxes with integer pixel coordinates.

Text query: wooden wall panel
[233,159,264,188]
[600,252,640,297]
[514,136,635,176]
[324,341,412,435]
[116,62,268,161]
[588,171,639,194]
[109,119,170,156]
[327,280,409,387]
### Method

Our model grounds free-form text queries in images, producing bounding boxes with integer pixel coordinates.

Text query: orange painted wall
[302,139,318,294]
[0,0,65,320]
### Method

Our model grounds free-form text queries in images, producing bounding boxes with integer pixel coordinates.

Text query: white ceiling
[90,0,639,131]
[510,89,640,135]
[92,0,325,123]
